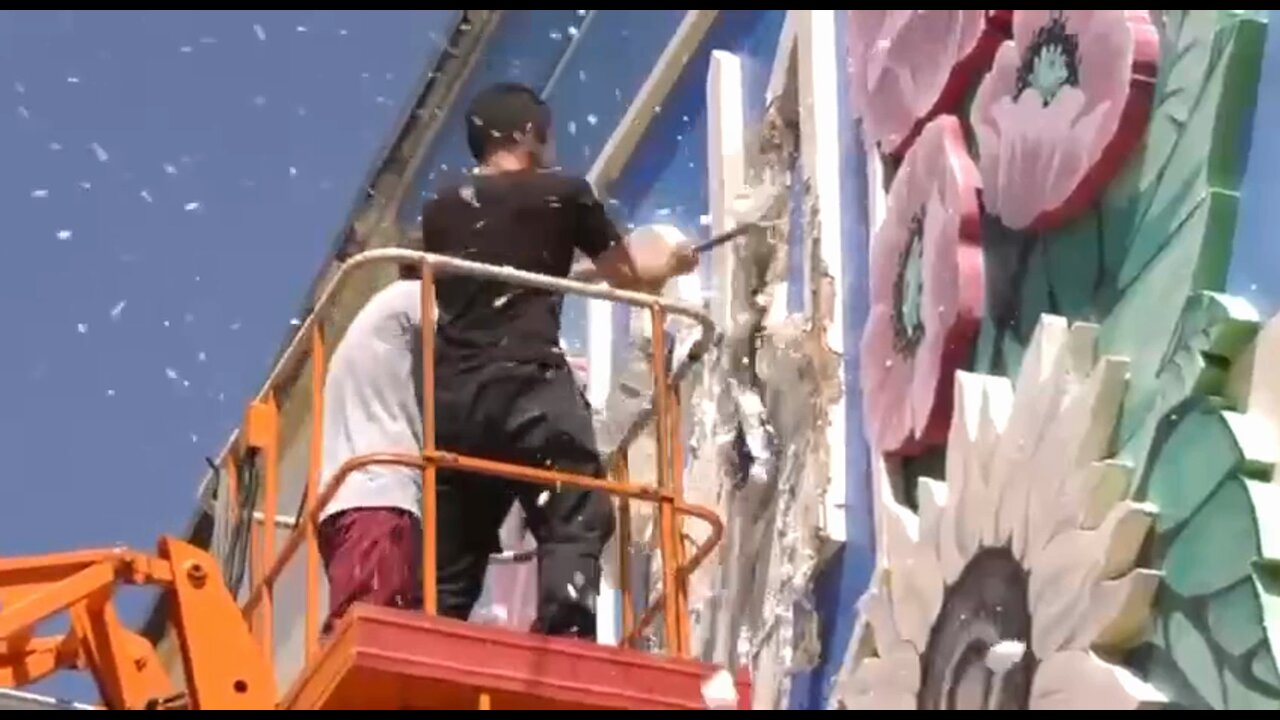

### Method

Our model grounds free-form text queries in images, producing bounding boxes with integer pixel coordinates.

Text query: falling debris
[586,113,598,126]
[701,669,739,710]
[56,229,72,241]
[253,95,267,107]
[549,29,563,41]
[578,70,587,82]
[289,317,302,326]
[253,23,267,41]
[197,351,207,362]
[567,120,577,136]
[576,9,588,16]
[295,25,308,33]
[78,181,92,190]
[183,201,201,212]
[565,583,578,600]
[338,28,348,36]
[230,321,242,331]
[985,639,1026,673]
[106,389,115,397]
[77,323,88,334]
[14,81,24,94]
[49,142,62,151]
[109,300,127,320]
[30,189,48,199]
[163,163,178,175]
[67,76,80,84]
[536,490,551,507]
[289,166,298,178]
[180,46,193,53]
[568,25,579,37]
[190,434,198,444]
[199,36,216,44]
[17,106,29,119]
[90,142,109,163]
[140,189,153,203]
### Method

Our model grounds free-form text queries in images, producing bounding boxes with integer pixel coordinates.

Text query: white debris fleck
[549,29,563,41]
[253,23,267,41]
[163,320,171,328]
[17,105,29,119]
[30,189,48,199]
[56,229,72,241]
[253,95,266,107]
[458,184,479,207]
[338,28,348,36]
[199,36,216,44]
[89,142,110,163]
[289,317,302,326]
[165,367,179,380]
[67,76,80,84]
[289,166,298,178]
[699,214,712,226]
[180,46,193,53]
[576,9,588,16]
[163,163,178,175]
[586,113,598,126]
[106,389,115,397]
[985,639,1026,673]
[140,189,153,203]
[197,351,207,362]
[77,323,88,334]
[49,142,62,151]
[295,25,308,33]
[230,321,242,331]
[701,669,738,709]
[493,293,513,309]
[565,583,578,600]
[578,70,587,82]
[109,300,127,320]
[183,201,201,212]
[537,490,551,507]
[566,120,577,136]
[567,25,579,37]
[190,434,198,443]
[78,181,92,190]
[13,81,24,94]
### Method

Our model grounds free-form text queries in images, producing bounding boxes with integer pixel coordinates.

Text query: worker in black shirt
[419,82,698,639]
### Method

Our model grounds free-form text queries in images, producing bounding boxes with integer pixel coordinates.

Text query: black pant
[433,360,616,639]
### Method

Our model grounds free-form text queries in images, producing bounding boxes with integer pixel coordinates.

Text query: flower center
[1014,11,1081,108]
[918,547,1037,710]
[891,209,926,353]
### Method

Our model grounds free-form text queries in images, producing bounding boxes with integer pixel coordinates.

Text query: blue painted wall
[1228,9,1280,317]
[786,11,876,709]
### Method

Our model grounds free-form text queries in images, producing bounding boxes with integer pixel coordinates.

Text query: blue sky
[0,9,455,700]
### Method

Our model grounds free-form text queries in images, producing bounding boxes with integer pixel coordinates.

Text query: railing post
[305,326,325,662]
[419,262,439,617]
[613,455,634,647]
[649,306,687,658]
[243,396,280,657]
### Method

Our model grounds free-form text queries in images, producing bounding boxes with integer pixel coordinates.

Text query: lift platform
[0,250,740,709]
[284,605,749,710]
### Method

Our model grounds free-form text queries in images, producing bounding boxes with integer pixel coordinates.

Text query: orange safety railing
[225,248,721,668]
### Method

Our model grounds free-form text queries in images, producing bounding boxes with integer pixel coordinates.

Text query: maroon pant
[317,507,422,636]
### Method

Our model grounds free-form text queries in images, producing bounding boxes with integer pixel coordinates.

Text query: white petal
[1084,569,1161,651]
[1020,355,1130,561]
[1079,460,1134,530]
[846,647,922,708]
[1030,650,1166,709]
[1027,502,1156,656]
[916,477,947,560]
[883,499,944,651]
[940,372,1011,581]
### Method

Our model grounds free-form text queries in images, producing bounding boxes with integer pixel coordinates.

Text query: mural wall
[834,9,1280,711]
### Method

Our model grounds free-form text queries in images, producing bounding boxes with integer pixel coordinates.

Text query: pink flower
[861,115,984,455]
[971,10,1158,231]
[848,10,1009,158]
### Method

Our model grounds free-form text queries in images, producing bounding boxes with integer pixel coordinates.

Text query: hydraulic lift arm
[0,537,276,710]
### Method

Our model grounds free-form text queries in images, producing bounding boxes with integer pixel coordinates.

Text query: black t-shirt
[419,168,623,373]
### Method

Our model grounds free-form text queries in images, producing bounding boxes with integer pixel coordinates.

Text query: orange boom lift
[0,250,749,710]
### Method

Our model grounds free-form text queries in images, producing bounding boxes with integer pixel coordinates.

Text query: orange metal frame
[0,249,724,709]
[241,256,721,662]
[0,539,276,709]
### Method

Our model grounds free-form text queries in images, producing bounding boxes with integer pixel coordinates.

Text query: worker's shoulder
[352,280,421,325]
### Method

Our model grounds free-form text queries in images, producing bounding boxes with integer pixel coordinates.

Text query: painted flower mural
[846,316,1166,710]
[971,10,1159,232]
[848,10,1009,158]
[861,115,983,454]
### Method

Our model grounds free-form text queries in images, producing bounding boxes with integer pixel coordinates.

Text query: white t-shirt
[318,280,425,522]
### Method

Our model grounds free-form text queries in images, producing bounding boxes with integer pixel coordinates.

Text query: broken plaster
[599,96,844,708]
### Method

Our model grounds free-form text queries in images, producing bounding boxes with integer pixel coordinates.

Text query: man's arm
[571,180,697,292]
